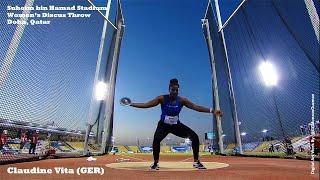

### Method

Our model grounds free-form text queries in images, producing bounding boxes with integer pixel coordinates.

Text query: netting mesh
[205,0,319,153]
[0,0,118,162]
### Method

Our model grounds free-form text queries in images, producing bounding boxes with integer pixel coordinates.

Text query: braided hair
[169,78,179,88]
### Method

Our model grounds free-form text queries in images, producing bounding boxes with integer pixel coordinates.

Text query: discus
[120,97,131,106]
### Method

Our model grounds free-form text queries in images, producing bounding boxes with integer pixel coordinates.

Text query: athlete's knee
[190,131,199,139]
[190,133,199,143]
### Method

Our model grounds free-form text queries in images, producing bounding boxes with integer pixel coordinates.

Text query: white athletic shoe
[87,156,97,161]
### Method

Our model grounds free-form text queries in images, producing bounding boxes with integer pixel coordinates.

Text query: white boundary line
[117,154,148,162]
[179,157,193,162]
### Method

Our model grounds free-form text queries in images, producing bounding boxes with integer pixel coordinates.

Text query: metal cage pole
[214,0,243,154]
[202,18,225,154]
[84,0,112,155]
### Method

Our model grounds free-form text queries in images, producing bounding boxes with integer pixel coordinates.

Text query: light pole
[111,136,115,147]
[259,61,286,140]
[84,81,108,154]
[221,134,226,144]
[95,81,108,101]
[241,132,247,142]
[136,137,140,147]
[262,129,268,141]
[240,132,247,152]
[84,0,114,155]
[185,138,191,145]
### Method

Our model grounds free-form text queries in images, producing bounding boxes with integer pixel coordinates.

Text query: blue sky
[2,0,317,146]
[113,0,242,145]
[113,0,319,145]
[0,0,242,145]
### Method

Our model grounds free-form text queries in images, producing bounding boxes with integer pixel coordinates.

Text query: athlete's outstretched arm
[130,96,163,108]
[181,97,223,116]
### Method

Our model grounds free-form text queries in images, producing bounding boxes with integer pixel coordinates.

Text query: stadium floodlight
[262,129,268,133]
[111,136,115,145]
[221,134,226,137]
[95,81,108,100]
[241,132,247,136]
[259,61,278,86]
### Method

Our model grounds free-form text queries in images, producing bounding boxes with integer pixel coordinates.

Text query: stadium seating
[254,140,278,152]
[291,136,304,143]
[292,136,311,152]
[199,145,206,152]
[242,142,260,151]
[226,143,236,150]
[8,143,20,151]
[66,142,83,149]
[124,145,132,152]
[128,146,140,153]
[160,146,171,153]
[115,145,129,153]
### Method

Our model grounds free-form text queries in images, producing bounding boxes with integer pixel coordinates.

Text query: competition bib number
[164,115,179,125]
